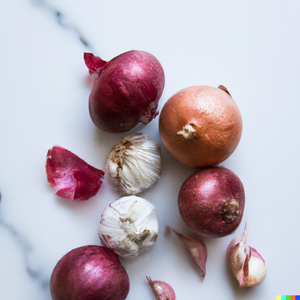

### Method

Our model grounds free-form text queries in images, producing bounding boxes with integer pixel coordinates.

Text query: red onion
[84,51,165,133]
[178,167,245,238]
[46,145,104,201]
[146,276,176,300]
[50,245,130,300]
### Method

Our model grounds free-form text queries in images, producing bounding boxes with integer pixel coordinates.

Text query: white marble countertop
[1,0,300,299]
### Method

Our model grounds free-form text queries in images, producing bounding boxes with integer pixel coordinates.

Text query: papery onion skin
[50,245,130,300]
[46,145,105,201]
[85,51,165,133]
[98,196,159,259]
[159,85,242,167]
[178,167,245,238]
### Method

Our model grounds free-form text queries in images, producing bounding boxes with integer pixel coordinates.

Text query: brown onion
[159,85,242,167]
[50,245,130,300]
[178,167,245,238]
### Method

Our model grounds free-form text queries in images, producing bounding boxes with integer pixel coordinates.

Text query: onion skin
[159,85,242,167]
[50,245,130,300]
[85,51,165,133]
[46,145,105,201]
[178,167,245,238]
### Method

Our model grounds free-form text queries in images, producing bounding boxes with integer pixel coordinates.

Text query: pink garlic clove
[46,145,105,201]
[227,222,267,288]
[146,276,176,300]
[170,228,207,278]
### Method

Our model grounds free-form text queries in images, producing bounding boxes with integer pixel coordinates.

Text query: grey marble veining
[0,0,97,295]
[0,194,51,299]
[1,1,93,297]
[31,0,92,49]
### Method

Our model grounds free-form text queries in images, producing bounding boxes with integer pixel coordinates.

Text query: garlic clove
[98,196,159,259]
[146,276,176,300]
[106,132,162,196]
[170,228,207,278]
[243,247,267,287]
[227,222,267,288]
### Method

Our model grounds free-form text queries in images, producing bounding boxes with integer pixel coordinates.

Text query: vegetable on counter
[43,36,267,296]
[106,132,162,196]
[50,245,130,300]
[178,167,245,238]
[226,222,267,288]
[98,195,159,259]
[159,85,242,167]
[46,145,104,201]
[84,50,165,133]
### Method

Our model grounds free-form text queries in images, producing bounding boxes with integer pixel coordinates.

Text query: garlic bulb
[226,222,267,287]
[98,196,159,259]
[106,132,162,196]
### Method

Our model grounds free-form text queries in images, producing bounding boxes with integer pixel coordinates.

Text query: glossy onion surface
[178,167,245,238]
[85,51,165,133]
[50,245,130,300]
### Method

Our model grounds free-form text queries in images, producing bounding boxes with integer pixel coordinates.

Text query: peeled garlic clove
[98,195,159,259]
[227,222,267,287]
[146,276,176,300]
[106,132,162,196]
[170,228,207,278]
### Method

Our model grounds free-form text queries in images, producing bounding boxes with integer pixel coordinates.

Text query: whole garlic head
[226,222,267,288]
[98,195,159,259]
[106,132,162,196]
